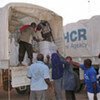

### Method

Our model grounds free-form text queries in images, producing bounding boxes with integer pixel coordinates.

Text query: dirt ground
[0,86,88,100]
[46,88,88,100]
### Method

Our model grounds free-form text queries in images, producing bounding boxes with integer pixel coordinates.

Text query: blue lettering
[70,31,77,42]
[64,32,70,42]
[78,29,87,41]
[64,28,87,42]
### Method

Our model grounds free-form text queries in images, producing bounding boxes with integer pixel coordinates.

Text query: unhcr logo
[64,28,88,49]
[64,28,87,42]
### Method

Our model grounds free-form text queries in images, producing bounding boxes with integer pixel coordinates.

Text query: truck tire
[15,86,30,94]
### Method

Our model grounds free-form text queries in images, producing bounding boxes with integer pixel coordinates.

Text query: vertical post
[8,60,10,100]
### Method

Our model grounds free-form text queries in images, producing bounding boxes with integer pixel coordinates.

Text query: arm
[46,55,50,64]
[45,78,52,88]
[27,67,32,79]
[47,23,55,42]
[71,61,80,68]
[92,82,97,94]
[45,55,51,68]
[89,71,98,94]
[44,65,52,88]
[93,82,98,100]
[57,51,66,64]
[57,51,81,68]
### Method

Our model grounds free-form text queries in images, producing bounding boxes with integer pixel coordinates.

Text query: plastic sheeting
[0,3,63,68]
[63,16,100,58]
[39,41,57,57]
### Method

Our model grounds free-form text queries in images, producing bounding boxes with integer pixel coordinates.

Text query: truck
[1,2,100,95]
[63,16,100,81]
[0,3,64,94]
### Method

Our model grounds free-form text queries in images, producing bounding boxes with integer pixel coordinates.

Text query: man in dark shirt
[18,22,37,66]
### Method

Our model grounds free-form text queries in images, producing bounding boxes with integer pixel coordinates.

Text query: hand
[48,82,53,91]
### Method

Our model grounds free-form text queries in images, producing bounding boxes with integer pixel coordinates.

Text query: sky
[0,0,100,25]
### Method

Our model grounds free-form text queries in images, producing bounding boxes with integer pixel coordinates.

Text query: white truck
[1,2,100,94]
[63,16,100,80]
[0,3,64,94]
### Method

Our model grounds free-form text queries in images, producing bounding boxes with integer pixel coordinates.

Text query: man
[97,54,100,90]
[51,53,64,100]
[72,59,100,100]
[63,56,79,100]
[36,20,54,42]
[27,53,52,100]
[18,22,37,66]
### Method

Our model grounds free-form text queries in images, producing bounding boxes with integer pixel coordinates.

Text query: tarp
[63,16,100,58]
[0,3,63,68]
[0,7,9,60]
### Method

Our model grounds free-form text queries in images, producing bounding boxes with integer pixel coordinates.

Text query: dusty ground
[46,88,88,100]
[0,86,88,100]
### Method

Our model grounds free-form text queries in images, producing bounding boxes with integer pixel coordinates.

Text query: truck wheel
[15,86,29,94]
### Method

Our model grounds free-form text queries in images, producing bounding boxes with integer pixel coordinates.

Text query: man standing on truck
[36,20,54,42]
[17,22,37,66]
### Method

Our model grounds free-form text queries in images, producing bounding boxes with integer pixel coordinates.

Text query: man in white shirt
[27,53,52,100]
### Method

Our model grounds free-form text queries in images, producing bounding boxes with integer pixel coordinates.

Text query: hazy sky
[0,0,100,25]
